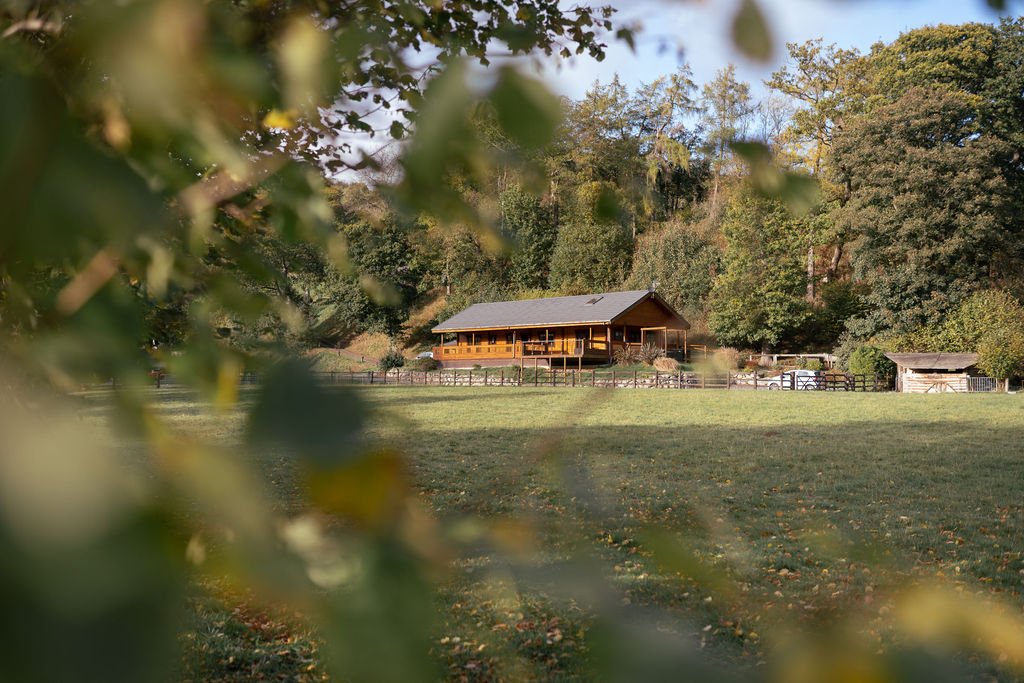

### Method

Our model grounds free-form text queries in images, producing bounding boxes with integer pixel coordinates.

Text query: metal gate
[967,377,997,392]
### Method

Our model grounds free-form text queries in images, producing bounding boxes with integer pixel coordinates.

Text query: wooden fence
[262,369,885,391]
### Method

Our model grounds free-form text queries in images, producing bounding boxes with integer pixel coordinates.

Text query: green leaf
[732,140,820,215]
[247,360,367,467]
[490,67,562,149]
[731,0,773,62]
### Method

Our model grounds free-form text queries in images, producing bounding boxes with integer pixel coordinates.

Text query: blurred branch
[2,14,62,39]
[55,247,119,316]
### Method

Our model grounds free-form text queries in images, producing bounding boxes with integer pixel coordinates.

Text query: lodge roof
[884,352,980,371]
[432,289,689,332]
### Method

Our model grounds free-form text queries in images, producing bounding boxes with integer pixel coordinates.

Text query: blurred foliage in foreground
[1,0,1024,681]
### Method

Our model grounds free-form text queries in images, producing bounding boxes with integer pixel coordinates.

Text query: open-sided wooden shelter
[885,352,980,393]
[432,290,690,368]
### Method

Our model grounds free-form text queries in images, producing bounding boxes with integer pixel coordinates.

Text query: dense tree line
[203,19,1024,366]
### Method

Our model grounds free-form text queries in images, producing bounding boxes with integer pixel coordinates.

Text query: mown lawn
[96,386,1024,680]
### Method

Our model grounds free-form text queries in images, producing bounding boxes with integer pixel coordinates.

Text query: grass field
[90,386,1024,680]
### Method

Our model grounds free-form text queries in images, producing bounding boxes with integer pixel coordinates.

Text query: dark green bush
[848,346,895,379]
[406,357,440,371]
[378,350,406,372]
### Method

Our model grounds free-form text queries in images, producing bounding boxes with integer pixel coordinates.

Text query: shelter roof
[884,352,980,370]
[433,290,689,332]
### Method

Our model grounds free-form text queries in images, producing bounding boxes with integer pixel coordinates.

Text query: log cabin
[432,289,690,368]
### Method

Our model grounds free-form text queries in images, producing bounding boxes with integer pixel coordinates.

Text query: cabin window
[506,332,514,344]
[488,334,497,345]
[575,329,586,340]
[627,328,641,343]
[612,328,624,342]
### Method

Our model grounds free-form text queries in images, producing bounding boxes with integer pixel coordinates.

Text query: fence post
[500,370,504,386]
[592,369,596,387]
[654,370,659,388]
[484,368,488,386]
[678,370,682,389]
[633,370,637,389]
[468,370,472,387]
[727,372,732,390]
[701,374,705,389]
[754,373,758,391]
[369,371,374,385]
[612,370,616,387]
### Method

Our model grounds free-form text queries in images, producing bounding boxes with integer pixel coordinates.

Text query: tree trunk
[825,242,843,282]
[806,243,815,303]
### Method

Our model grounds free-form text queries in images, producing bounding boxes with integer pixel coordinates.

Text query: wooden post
[500,369,504,386]
[655,370,659,388]
[468,369,472,386]
[592,369,596,387]
[727,372,731,390]
[369,370,374,384]
[484,368,488,386]
[633,370,637,389]
[701,374,705,389]
[612,369,616,386]
[606,325,612,363]
[678,369,682,389]
[754,373,758,391]
[534,359,539,387]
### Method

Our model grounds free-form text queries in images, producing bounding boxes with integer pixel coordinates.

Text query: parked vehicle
[415,351,434,359]
[763,369,823,390]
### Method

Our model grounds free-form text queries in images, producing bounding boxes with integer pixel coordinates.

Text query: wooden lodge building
[432,290,690,369]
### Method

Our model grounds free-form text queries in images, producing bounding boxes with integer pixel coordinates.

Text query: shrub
[713,347,741,370]
[831,331,861,371]
[653,357,680,372]
[848,346,895,379]
[638,343,665,365]
[613,345,641,366]
[799,358,823,371]
[977,328,1024,379]
[378,350,405,372]
[406,357,440,371]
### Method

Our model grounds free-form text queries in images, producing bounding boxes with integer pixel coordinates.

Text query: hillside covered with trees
[196,19,1024,370]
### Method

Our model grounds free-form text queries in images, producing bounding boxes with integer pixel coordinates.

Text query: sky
[533,0,1020,99]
